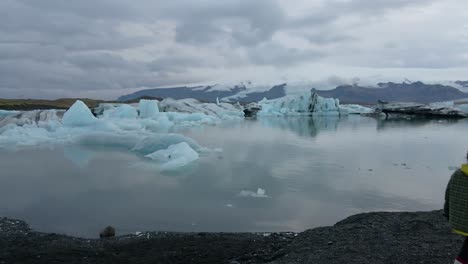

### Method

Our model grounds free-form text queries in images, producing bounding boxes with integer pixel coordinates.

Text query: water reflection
[258,116,340,138]
[376,117,462,131]
[1,117,468,238]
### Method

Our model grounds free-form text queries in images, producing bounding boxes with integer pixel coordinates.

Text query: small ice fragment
[239,188,269,198]
[226,204,233,208]
[145,142,199,170]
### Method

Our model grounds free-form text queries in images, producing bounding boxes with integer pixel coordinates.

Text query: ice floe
[144,142,199,171]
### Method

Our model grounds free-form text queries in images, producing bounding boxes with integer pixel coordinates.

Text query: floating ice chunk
[239,188,269,198]
[62,100,97,127]
[0,110,63,128]
[455,104,468,114]
[429,101,455,108]
[132,133,202,155]
[339,104,374,114]
[139,99,159,118]
[107,104,138,119]
[164,112,217,125]
[139,116,173,132]
[145,142,199,170]
[0,110,19,117]
[0,124,53,146]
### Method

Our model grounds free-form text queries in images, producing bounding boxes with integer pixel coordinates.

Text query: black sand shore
[0,210,462,264]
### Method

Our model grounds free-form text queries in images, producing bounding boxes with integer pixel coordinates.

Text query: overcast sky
[1,0,467,99]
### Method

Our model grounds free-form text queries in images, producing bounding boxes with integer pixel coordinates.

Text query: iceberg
[0,110,63,129]
[456,104,468,114]
[105,104,139,119]
[0,110,19,117]
[339,104,374,114]
[159,98,244,121]
[132,133,201,155]
[145,142,199,171]
[139,99,160,118]
[256,91,340,116]
[62,100,97,127]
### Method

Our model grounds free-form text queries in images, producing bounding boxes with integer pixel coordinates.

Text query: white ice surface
[145,142,199,171]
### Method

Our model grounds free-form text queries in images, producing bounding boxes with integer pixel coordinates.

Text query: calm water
[1,116,468,238]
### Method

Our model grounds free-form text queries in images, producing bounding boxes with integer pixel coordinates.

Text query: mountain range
[118,81,468,105]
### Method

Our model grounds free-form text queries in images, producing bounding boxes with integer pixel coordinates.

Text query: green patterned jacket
[445,164,468,236]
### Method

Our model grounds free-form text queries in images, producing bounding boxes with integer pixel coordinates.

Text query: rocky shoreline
[0,210,462,264]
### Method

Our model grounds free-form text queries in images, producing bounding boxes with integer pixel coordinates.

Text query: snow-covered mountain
[118,82,286,103]
[118,81,468,104]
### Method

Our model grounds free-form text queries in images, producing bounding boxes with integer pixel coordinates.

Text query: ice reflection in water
[1,116,468,238]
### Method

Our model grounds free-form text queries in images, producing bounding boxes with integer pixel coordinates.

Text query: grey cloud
[175,21,225,45]
[288,0,437,28]
[248,43,324,66]
[0,0,466,99]
[305,31,355,45]
[170,0,285,46]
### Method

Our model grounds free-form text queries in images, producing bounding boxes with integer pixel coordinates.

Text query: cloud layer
[1,0,467,99]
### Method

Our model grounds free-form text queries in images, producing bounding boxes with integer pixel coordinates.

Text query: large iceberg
[159,98,244,121]
[256,92,341,116]
[145,142,199,171]
[62,100,97,127]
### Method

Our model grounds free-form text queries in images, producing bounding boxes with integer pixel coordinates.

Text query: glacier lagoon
[1,115,468,238]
